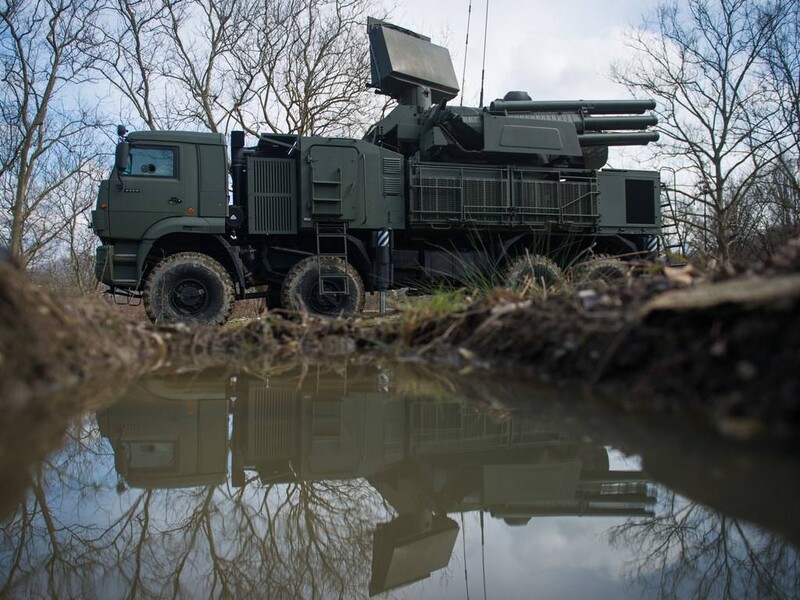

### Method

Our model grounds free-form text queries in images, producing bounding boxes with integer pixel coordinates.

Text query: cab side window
[124,147,177,178]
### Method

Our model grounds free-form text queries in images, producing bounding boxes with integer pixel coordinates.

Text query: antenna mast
[459,0,474,105]
[478,0,490,107]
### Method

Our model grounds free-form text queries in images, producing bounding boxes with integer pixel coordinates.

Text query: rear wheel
[505,254,563,292]
[144,252,234,325]
[281,256,365,316]
[574,256,629,284]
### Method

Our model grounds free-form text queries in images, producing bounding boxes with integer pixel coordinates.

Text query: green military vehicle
[92,18,662,324]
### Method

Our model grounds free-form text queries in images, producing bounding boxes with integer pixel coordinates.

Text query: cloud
[394,512,646,599]
[392,0,661,104]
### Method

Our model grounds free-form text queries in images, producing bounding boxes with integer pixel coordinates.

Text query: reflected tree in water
[0,419,391,599]
[607,491,800,599]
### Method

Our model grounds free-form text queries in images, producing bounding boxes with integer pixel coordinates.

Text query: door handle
[169,197,183,204]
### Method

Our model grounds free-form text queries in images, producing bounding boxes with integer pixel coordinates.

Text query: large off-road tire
[281,256,365,316]
[144,252,234,325]
[574,256,629,284]
[505,254,563,292]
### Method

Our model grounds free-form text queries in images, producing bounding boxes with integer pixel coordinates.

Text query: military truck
[92,18,662,324]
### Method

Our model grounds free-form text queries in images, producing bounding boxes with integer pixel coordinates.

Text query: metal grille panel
[248,158,297,234]
[416,176,461,221]
[410,163,598,227]
[409,403,511,452]
[383,157,402,196]
[249,387,295,460]
[463,178,507,223]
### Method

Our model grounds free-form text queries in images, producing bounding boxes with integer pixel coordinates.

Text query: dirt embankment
[0,252,162,514]
[196,240,799,437]
[374,241,800,437]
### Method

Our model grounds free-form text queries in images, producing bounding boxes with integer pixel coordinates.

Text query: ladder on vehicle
[315,221,349,296]
[658,171,687,266]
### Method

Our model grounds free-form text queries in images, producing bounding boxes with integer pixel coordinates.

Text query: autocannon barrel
[489,99,657,115]
[578,132,660,146]
[581,115,658,132]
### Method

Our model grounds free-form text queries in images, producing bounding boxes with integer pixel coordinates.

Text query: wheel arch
[138,233,245,295]
[591,234,646,257]
[501,232,601,267]
[345,235,372,288]
[265,235,373,290]
[500,232,563,267]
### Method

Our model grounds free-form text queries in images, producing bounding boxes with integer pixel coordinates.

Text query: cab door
[108,143,198,240]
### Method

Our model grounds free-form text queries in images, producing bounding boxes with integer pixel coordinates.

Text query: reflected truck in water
[1,363,798,599]
[98,366,654,595]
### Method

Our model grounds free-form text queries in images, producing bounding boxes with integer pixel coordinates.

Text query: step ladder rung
[320,274,350,295]
[658,184,687,259]
[316,221,350,296]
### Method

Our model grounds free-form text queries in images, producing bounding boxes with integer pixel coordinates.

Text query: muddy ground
[381,244,800,439]
[1,237,799,497]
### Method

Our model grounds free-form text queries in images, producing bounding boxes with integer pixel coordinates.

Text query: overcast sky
[391,0,662,106]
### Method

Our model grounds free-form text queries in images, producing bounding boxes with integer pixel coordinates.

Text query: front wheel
[144,252,234,325]
[281,256,365,316]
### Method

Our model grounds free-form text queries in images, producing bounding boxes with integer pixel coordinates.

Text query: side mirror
[115,141,130,172]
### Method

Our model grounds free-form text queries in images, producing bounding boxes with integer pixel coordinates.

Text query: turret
[365,19,659,170]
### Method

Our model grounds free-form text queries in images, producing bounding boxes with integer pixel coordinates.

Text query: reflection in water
[608,493,800,599]
[0,363,797,599]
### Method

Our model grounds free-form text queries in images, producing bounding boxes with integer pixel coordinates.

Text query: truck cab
[92,131,228,288]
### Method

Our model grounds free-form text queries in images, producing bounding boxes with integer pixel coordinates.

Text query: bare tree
[723,161,800,261]
[612,0,798,267]
[1,470,383,598]
[745,0,800,257]
[159,0,253,132]
[760,0,800,196]
[93,0,389,137]
[608,492,800,599]
[0,0,104,266]
[259,0,388,136]
[88,0,175,130]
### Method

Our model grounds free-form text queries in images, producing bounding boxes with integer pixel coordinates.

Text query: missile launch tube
[490,99,657,115]
[578,132,660,146]
[581,115,658,132]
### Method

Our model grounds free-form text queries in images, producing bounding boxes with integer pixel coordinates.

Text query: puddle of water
[0,361,797,599]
